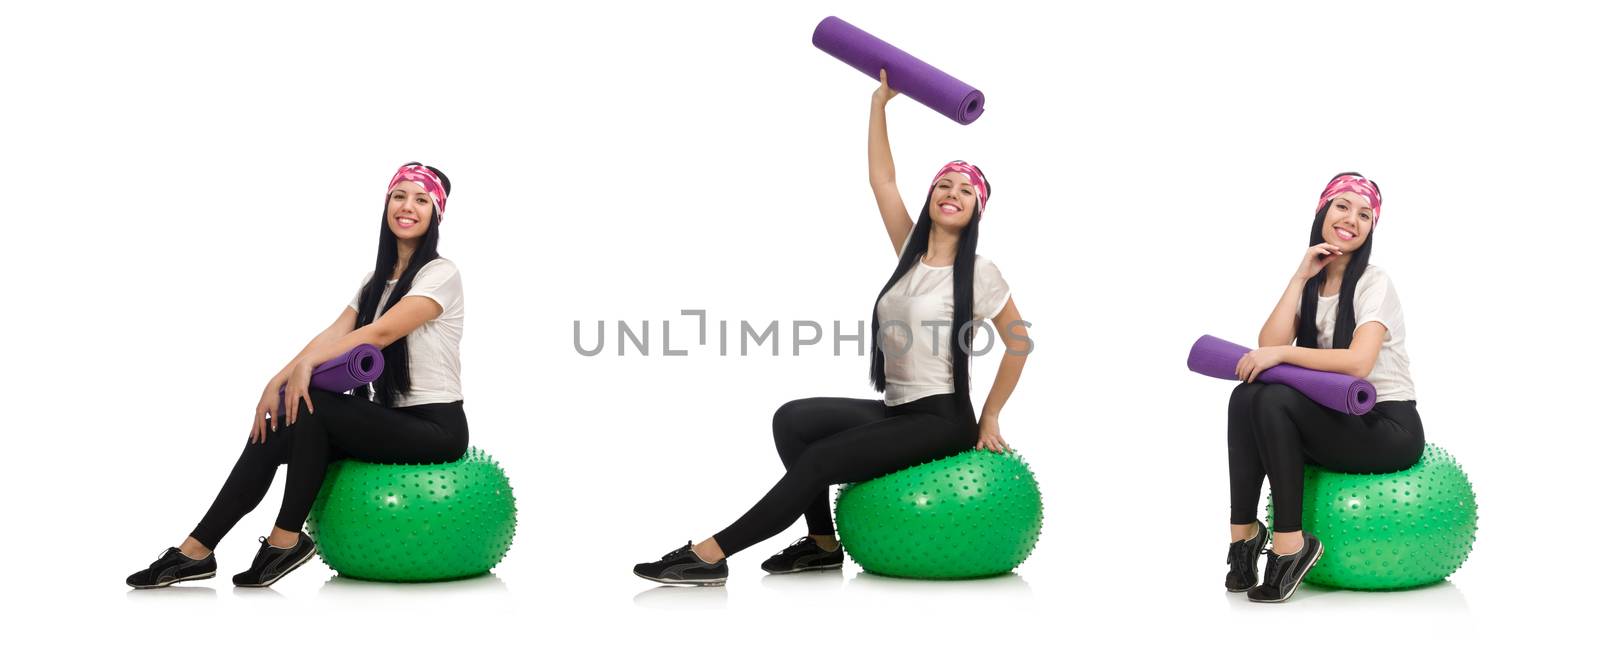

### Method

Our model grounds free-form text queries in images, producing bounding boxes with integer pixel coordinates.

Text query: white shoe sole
[633,571,727,587]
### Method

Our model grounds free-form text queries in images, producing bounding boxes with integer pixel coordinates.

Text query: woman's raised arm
[869,69,913,256]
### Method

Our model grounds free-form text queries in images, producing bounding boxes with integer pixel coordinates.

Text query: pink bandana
[1316,174,1381,226]
[387,164,448,221]
[929,161,990,212]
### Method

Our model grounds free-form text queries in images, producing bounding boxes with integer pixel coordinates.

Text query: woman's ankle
[266,527,301,549]
[1271,531,1304,556]
[691,537,725,564]
[1229,522,1259,542]
[178,537,212,560]
[810,534,839,551]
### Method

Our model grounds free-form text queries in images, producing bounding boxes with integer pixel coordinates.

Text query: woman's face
[1321,193,1374,253]
[386,181,435,240]
[927,172,979,228]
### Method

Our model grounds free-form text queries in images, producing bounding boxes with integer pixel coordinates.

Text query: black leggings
[1228,382,1423,533]
[712,393,978,557]
[191,389,469,549]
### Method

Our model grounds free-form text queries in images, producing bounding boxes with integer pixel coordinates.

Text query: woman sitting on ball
[1223,172,1424,602]
[126,162,470,589]
[633,71,1030,585]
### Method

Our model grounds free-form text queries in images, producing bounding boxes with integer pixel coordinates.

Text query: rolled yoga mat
[812,16,985,125]
[1186,335,1377,415]
[278,343,384,411]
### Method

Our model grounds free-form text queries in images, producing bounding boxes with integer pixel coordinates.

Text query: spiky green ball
[306,448,517,582]
[1269,443,1476,590]
[834,450,1043,579]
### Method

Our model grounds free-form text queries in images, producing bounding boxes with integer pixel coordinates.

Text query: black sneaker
[1225,520,1269,592]
[126,547,217,589]
[761,537,845,574]
[232,532,317,588]
[1247,533,1324,603]
[633,541,728,586]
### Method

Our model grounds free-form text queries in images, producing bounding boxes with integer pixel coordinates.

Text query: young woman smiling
[126,163,469,589]
[1224,172,1424,603]
[634,71,1029,585]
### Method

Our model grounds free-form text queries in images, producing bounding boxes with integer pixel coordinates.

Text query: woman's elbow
[362,324,401,349]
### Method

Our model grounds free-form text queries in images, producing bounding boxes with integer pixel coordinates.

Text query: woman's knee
[1229,382,1264,410]
[772,399,823,455]
[1251,383,1300,412]
[772,397,828,428]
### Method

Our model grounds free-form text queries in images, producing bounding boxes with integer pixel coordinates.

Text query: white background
[4,0,1595,663]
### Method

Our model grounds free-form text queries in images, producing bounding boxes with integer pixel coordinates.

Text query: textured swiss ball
[306,448,517,582]
[1269,443,1476,590]
[835,450,1043,579]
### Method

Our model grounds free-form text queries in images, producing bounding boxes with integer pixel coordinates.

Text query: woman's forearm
[868,98,895,188]
[979,343,1027,419]
[1259,276,1307,347]
[295,325,392,373]
[1276,345,1371,378]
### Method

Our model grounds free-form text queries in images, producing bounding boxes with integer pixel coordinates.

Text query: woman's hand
[249,380,283,445]
[282,359,316,427]
[1295,243,1343,281]
[1236,346,1288,383]
[873,69,899,106]
[975,414,1011,453]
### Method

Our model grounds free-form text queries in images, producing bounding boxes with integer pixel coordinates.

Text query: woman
[126,162,469,589]
[634,72,1029,585]
[1224,172,1423,603]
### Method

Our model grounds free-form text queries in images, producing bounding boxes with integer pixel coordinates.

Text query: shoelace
[1226,537,1265,565]
[1259,551,1290,588]
[148,548,177,569]
[661,542,694,560]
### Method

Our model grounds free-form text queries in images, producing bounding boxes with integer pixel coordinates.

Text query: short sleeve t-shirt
[1302,264,1415,402]
[348,257,465,407]
[876,235,1012,406]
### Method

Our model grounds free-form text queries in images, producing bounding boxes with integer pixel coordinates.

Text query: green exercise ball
[1268,443,1476,590]
[834,449,1043,579]
[306,447,517,582]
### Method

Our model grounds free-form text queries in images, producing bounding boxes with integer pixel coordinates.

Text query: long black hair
[1296,171,1378,350]
[354,162,450,406]
[869,173,988,397]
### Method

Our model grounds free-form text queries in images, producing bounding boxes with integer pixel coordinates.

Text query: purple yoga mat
[1186,335,1377,416]
[278,343,384,412]
[812,16,985,125]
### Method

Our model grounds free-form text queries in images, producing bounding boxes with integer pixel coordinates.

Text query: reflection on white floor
[633,568,1034,611]
[633,583,731,610]
[319,572,511,598]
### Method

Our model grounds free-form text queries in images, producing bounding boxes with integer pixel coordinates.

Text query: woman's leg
[1227,382,1270,540]
[711,411,975,559]
[1250,384,1424,552]
[188,414,305,552]
[770,397,888,540]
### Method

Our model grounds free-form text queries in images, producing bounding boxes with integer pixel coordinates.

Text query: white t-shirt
[348,257,465,408]
[877,235,1011,406]
[1301,264,1415,402]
